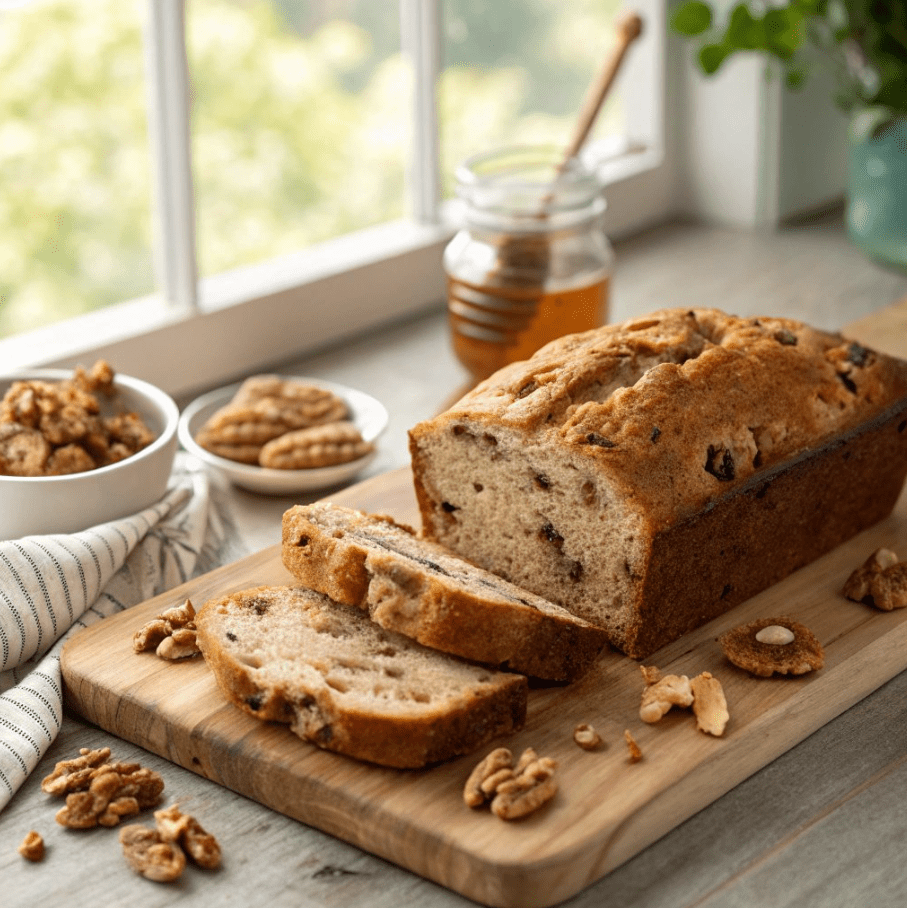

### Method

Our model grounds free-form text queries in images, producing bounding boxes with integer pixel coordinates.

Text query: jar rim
[455,144,603,216]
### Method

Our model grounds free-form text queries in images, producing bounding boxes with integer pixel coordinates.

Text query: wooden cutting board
[61,466,907,908]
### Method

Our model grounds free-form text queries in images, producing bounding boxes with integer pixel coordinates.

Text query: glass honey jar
[444,145,613,383]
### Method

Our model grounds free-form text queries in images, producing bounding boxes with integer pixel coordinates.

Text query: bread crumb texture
[195,585,527,768]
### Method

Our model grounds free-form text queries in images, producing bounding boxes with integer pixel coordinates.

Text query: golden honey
[444,145,613,383]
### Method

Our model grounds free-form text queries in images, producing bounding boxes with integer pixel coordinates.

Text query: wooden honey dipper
[560,11,644,175]
[445,11,645,389]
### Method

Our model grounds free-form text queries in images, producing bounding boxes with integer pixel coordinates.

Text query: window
[1,0,667,396]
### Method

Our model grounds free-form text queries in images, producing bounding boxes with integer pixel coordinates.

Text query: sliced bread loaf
[408,307,907,658]
[195,585,527,769]
[281,502,609,681]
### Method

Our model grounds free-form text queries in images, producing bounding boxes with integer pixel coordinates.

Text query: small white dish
[178,377,388,495]
[0,369,180,539]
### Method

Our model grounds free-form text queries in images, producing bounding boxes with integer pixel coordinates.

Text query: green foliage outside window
[0,0,620,339]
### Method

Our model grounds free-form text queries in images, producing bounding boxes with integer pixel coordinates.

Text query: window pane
[0,0,155,339]
[187,0,406,279]
[440,0,625,195]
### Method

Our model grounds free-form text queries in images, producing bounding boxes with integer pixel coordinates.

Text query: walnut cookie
[193,375,373,470]
[718,616,825,677]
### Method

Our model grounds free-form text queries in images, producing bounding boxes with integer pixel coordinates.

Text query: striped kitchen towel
[0,452,241,812]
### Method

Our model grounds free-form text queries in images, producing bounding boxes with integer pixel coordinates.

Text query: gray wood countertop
[3,217,907,908]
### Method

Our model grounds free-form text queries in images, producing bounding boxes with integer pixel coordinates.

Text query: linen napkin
[0,452,242,813]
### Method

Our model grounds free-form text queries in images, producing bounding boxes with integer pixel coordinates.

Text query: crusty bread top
[411,308,907,525]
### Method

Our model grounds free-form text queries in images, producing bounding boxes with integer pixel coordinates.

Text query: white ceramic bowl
[0,369,180,539]
[178,377,388,495]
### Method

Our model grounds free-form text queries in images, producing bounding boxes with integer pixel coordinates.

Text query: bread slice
[195,585,527,769]
[281,502,609,681]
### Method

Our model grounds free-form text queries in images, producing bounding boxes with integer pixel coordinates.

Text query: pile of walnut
[133,599,201,661]
[639,665,729,737]
[41,747,165,829]
[464,747,558,820]
[0,361,155,477]
[33,746,220,883]
[194,374,374,470]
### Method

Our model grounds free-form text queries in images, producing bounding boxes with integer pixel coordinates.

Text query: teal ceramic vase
[846,116,907,272]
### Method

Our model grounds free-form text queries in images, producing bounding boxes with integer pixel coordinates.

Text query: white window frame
[1,0,669,398]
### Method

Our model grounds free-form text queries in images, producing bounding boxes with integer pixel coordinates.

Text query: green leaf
[763,8,805,59]
[699,42,732,74]
[670,1,714,37]
[726,4,766,51]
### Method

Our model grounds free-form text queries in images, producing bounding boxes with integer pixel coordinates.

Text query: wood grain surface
[60,467,907,908]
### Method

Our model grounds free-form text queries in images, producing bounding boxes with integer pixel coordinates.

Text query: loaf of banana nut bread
[409,307,907,659]
[281,502,609,681]
[195,585,527,768]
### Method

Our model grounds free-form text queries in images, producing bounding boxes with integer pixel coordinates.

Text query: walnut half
[134,600,201,660]
[119,806,222,882]
[464,746,558,820]
[119,825,186,883]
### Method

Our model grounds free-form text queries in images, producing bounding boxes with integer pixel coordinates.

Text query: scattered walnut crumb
[639,673,694,723]
[464,746,558,820]
[843,548,907,610]
[134,600,201,660]
[624,730,642,763]
[690,672,729,737]
[573,723,603,751]
[18,830,44,862]
[639,664,661,686]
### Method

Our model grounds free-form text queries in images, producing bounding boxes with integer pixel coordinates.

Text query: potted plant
[670,0,907,271]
